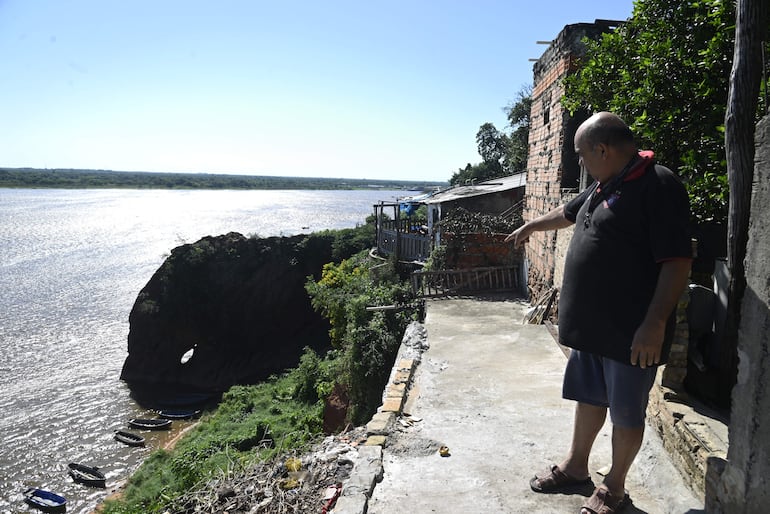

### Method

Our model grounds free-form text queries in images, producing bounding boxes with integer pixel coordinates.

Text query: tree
[725,0,769,303]
[563,0,736,224]
[449,161,503,186]
[722,0,770,393]
[450,85,532,185]
[476,122,508,165]
[503,85,533,173]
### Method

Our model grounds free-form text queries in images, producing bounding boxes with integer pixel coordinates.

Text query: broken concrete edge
[330,320,427,514]
[647,368,728,503]
[330,494,367,514]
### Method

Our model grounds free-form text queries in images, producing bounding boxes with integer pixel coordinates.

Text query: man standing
[506,112,692,514]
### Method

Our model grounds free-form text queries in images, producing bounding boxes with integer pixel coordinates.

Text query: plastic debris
[321,483,342,513]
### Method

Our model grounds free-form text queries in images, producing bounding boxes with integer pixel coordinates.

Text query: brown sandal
[580,486,631,514]
[529,464,593,493]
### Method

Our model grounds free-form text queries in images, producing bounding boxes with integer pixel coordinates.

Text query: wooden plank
[366,304,404,311]
[411,266,521,299]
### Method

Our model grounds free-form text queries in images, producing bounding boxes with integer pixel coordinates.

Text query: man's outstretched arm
[504,204,574,248]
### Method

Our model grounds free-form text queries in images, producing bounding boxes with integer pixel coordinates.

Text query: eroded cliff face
[120,232,334,404]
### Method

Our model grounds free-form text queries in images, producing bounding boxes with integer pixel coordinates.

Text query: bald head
[576,112,636,151]
[574,112,639,182]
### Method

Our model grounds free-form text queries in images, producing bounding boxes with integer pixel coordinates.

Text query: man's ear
[597,143,609,158]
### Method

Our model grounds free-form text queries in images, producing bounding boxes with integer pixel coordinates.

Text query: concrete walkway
[366,296,704,514]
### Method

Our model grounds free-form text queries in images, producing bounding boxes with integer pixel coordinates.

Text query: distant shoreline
[0,167,447,191]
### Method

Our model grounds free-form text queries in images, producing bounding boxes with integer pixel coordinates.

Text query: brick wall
[443,232,521,269]
[524,37,575,303]
[523,22,617,303]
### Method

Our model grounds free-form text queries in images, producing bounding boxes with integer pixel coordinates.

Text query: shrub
[305,251,417,424]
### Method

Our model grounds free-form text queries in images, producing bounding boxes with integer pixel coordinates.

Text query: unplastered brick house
[522,19,621,304]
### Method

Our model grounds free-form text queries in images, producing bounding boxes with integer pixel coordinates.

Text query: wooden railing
[377,228,432,262]
[411,266,521,298]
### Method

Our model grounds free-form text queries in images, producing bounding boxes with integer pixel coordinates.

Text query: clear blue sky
[0,1,635,182]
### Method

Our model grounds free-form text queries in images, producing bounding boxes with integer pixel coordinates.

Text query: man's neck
[599,153,639,184]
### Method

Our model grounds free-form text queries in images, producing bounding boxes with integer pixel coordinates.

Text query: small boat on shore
[158,409,201,420]
[114,430,146,447]
[128,418,172,430]
[23,488,66,512]
[67,462,106,488]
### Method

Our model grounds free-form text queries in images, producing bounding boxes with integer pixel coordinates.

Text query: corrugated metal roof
[424,172,526,204]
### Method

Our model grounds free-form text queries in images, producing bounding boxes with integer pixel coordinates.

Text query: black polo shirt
[559,154,691,364]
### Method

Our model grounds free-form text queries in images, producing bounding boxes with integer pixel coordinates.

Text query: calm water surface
[0,188,404,513]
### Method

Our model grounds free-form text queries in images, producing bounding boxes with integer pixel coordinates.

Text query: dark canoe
[128,418,172,430]
[23,488,66,512]
[114,430,146,447]
[158,409,202,420]
[68,462,106,488]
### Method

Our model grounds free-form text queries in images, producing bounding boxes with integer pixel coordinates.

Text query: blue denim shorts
[562,349,657,427]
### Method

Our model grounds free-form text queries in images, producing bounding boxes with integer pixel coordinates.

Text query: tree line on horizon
[0,167,447,191]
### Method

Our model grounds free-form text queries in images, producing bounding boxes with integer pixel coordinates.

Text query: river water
[0,188,405,514]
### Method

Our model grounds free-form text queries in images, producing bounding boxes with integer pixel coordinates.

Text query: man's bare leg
[558,402,607,480]
[604,424,644,495]
[577,424,643,513]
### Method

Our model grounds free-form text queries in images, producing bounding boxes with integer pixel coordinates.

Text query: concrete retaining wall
[709,114,770,513]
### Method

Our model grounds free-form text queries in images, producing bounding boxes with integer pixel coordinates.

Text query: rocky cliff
[120,232,335,405]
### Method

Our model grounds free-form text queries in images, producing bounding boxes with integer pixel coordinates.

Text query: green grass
[101,349,340,514]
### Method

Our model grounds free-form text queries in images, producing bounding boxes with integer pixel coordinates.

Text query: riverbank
[92,422,201,514]
[92,322,428,513]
